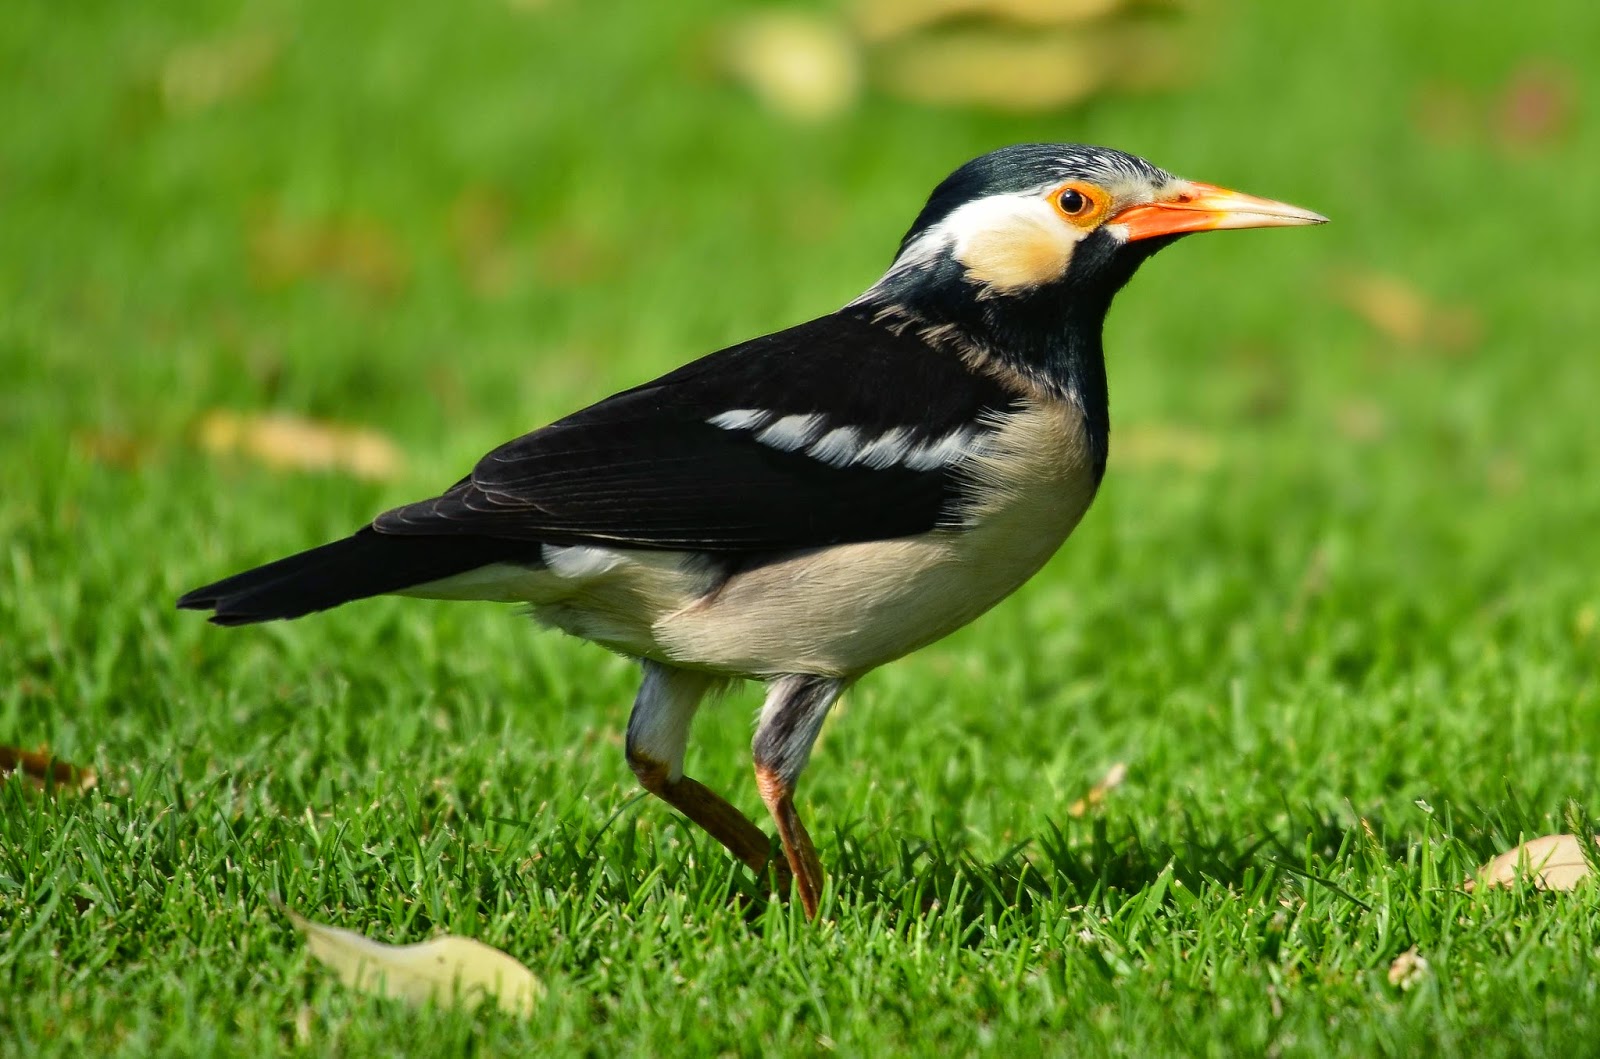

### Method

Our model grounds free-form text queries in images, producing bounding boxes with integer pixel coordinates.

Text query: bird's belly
[409,398,1099,678]
[656,517,1088,678]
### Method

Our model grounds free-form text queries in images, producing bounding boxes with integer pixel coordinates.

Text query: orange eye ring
[1050,182,1109,227]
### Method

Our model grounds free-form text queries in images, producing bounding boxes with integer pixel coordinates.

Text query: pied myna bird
[180,144,1324,918]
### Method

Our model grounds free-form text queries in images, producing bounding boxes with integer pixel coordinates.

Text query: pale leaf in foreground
[1467,834,1599,893]
[198,411,402,481]
[282,907,543,1015]
[722,12,860,122]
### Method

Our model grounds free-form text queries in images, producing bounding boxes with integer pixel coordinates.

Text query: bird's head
[856,144,1326,387]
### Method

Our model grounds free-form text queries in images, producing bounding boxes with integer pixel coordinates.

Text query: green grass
[5,0,1600,1054]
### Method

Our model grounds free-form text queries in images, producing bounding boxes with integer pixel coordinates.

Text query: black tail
[177,529,537,626]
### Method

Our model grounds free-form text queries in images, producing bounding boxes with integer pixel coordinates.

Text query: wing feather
[372,311,1014,552]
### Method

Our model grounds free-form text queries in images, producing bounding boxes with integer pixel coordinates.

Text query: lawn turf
[4,0,1600,1054]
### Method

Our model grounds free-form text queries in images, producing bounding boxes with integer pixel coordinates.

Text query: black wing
[373,309,1017,552]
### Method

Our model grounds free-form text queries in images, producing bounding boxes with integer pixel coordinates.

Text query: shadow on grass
[559,805,1389,933]
[825,808,1360,927]
[436,782,1576,937]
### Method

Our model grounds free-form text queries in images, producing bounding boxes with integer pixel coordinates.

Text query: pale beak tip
[1236,201,1329,231]
[1248,199,1329,228]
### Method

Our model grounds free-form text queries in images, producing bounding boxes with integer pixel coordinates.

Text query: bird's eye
[1050,183,1107,226]
[1058,188,1089,215]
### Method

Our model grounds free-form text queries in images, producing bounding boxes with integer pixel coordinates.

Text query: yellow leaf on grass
[1467,834,1599,893]
[1335,273,1480,353]
[283,907,542,1015]
[199,411,402,481]
[1338,273,1429,345]
[448,187,525,299]
[1111,423,1220,471]
[854,0,1129,42]
[874,19,1188,111]
[161,30,281,113]
[73,429,155,470]
[722,11,862,122]
[876,29,1105,110]
[249,208,410,298]
[0,746,97,794]
[1334,398,1387,442]
[1068,762,1127,818]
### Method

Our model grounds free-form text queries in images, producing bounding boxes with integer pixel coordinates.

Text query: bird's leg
[751,674,847,920]
[626,661,788,885]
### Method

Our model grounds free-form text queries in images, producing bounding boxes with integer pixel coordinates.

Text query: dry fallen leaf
[1387,947,1430,991]
[199,411,402,481]
[853,0,1129,42]
[876,29,1105,110]
[1412,63,1574,155]
[874,17,1188,111]
[1485,453,1525,496]
[1336,273,1480,353]
[283,906,543,1015]
[729,1,1186,117]
[1111,423,1221,471]
[1574,605,1597,641]
[448,187,523,299]
[161,30,281,113]
[73,429,156,470]
[1467,834,1599,893]
[1333,399,1387,443]
[249,208,409,298]
[1338,273,1429,346]
[722,12,861,122]
[0,746,97,794]
[1493,63,1576,153]
[532,223,624,289]
[1068,762,1127,818]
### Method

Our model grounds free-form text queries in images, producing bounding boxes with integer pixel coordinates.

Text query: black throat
[856,229,1176,483]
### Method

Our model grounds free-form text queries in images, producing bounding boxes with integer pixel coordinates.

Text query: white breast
[657,396,1099,675]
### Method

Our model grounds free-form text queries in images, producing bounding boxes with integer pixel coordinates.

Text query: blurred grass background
[3,0,1600,1054]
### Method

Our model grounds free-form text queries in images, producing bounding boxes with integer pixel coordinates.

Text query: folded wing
[375,310,1015,552]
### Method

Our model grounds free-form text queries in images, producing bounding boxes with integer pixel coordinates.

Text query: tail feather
[178,529,537,625]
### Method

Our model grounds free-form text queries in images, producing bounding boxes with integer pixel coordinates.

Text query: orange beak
[1112,182,1328,242]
